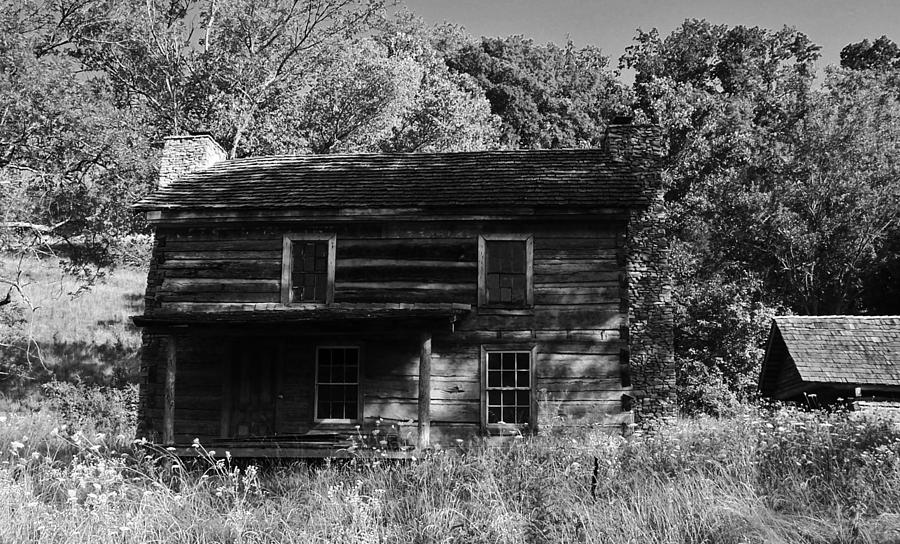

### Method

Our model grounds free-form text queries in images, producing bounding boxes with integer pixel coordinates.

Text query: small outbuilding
[759,316,900,409]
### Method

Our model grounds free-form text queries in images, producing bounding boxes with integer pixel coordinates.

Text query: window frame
[477,234,534,308]
[281,233,336,305]
[313,345,362,424]
[480,345,537,433]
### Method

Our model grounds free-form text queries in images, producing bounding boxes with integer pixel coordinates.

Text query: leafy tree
[445,35,631,149]
[0,0,157,377]
[841,35,900,71]
[253,15,499,154]
[73,0,385,157]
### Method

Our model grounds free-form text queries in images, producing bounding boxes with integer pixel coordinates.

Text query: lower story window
[486,351,531,425]
[316,347,359,421]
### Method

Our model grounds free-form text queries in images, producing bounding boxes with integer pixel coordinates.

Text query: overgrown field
[2,399,900,544]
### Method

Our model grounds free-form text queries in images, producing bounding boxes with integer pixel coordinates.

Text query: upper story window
[478,235,534,307]
[281,234,336,304]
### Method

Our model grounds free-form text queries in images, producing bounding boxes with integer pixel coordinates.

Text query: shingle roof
[135,149,659,211]
[774,316,900,386]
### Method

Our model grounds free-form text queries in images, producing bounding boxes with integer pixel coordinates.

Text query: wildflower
[96,433,106,440]
[10,441,24,451]
[0,415,6,423]
[166,446,176,452]
[192,438,201,448]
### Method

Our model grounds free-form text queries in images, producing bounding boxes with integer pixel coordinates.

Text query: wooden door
[224,343,278,438]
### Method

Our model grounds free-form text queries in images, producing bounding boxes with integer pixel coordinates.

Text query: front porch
[133,304,472,458]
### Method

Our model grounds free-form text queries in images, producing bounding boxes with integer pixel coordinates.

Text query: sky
[402,0,900,80]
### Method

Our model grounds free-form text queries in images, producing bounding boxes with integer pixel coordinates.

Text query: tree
[0,0,157,378]
[841,35,900,71]
[445,35,631,149]
[253,13,499,154]
[73,0,385,157]
[623,20,900,412]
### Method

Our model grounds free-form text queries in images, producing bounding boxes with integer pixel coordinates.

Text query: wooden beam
[417,331,432,450]
[163,336,177,445]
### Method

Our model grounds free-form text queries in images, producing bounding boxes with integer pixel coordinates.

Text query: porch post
[163,335,177,445]
[417,331,432,450]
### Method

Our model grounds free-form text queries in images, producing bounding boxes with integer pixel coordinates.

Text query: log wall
[138,218,637,444]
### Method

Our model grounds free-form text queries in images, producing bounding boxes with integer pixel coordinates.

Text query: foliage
[622,21,900,410]
[0,0,157,271]
[445,35,632,149]
[841,35,900,71]
[254,12,500,154]
[673,267,779,415]
[72,0,386,157]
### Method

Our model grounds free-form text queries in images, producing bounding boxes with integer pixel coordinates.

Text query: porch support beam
[417,331,432,450]
[163,335,177,445]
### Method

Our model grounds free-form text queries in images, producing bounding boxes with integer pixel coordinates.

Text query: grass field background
[2,255,900,543]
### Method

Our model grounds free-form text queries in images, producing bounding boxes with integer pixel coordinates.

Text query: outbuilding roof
[766,316,900,387]
[135,148,661,212]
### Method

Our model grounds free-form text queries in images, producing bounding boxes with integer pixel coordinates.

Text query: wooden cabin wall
[142,218,633,440]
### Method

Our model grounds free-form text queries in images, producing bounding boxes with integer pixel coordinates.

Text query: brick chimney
[602,117,664,166]
[158,133,227,189]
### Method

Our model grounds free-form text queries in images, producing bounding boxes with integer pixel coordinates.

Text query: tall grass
[2,403,900,543]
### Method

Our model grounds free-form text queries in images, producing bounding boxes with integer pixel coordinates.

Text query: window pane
[502,390,516,405]
[510,275,525,304]
[511,243,525,272]
[502,407,516,424]
[517,370,529,388]
[502,353,516,370]
[488,407,501,424]
[516,407,530,424]
[516,390,530,406]
[502,370,515,387]
[488,353,501,370]
[488,390,501,406]
[488,370,501,388]
[517,353,529,369]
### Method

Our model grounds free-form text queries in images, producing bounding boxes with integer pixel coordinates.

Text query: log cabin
[132,122,675,457]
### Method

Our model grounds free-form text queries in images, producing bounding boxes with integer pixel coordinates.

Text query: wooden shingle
[135,149,659,212]
[769,316,900,387]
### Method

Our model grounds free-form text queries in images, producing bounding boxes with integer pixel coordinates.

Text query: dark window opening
[485,240,528,305]
[316,347,359,421]
[292,240,329,302]
[486,351,531,425]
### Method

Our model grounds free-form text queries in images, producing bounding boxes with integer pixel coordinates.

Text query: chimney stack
[158,133,227,189]
[603,119,664,166]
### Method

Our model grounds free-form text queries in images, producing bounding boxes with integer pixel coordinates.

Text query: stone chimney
[158,133,227,189]
[602,117,665,166]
